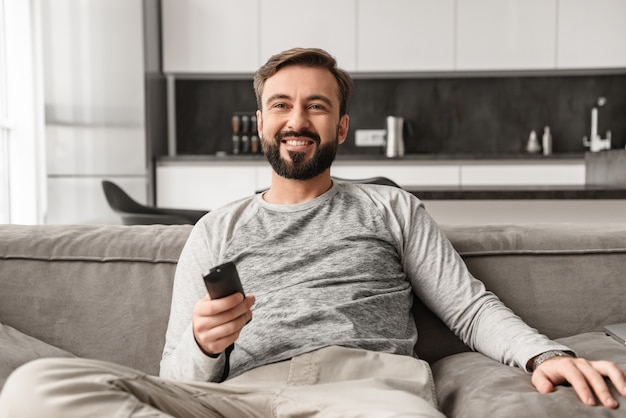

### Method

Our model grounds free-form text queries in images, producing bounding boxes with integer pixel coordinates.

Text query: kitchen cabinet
[356,0,454,72]
[161,0,625,75]
[156,159,586,210]
[259,0,357,71]
[244,161,461,192]
[156,162,260,210]
[156,160,463,209]
[162,0,355,74]
[330,162,460,187]
[330,160,584,188]
[456,0,557,71]
[460,161,585,186]
[161,0,259,73]
[557,0,626,69]
[156,158,625,226]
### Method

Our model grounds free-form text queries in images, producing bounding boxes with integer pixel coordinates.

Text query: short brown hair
[253,48,353,116]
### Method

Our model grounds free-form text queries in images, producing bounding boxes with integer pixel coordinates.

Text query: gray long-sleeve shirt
[160,182,569,382]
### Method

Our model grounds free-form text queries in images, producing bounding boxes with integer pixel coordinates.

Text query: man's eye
[309,104,325,110]
[272,103,287,109]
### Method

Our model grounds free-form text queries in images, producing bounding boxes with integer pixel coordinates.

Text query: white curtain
[0,0,10,223]
[0,0,47,224]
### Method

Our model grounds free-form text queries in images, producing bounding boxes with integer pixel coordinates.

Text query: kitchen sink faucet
[583,96,612,152]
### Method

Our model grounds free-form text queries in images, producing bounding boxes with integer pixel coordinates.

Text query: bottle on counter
[251,135,260,154]
[240,115,250,135]
[232,135,240,154]
[250,115,257,135]
[232,115,241,134]
[542,126,552,156]
[526,130,541,154]
[232,114,241,155]
[232,112,260,155]
[241,135,250,154]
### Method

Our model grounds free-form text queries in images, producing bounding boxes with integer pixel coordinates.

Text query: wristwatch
[532,350,573,371]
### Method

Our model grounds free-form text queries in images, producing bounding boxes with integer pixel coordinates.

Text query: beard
[262,127,339,180]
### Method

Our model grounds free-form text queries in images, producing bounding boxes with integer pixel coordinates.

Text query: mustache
[275,129,320,144]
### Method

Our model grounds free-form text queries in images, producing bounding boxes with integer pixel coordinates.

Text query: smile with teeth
[277,130,320,150]
[283,139,313,146]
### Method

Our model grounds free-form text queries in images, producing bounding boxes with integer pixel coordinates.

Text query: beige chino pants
[0,345,444,418]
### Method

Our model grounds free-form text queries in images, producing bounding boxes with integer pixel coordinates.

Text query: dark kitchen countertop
[407,185,626,200]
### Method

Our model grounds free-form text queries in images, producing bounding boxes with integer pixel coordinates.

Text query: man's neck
[262,171,333,205]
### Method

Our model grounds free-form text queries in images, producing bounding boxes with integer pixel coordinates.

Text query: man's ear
[338,114,349,145]
[256,109,263,137]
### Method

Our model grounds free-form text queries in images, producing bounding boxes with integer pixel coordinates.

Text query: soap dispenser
[542,126,552,156]
[526,130,541,154]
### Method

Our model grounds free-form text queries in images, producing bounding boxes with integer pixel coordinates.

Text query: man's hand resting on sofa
[192,292,255,357]
[532,355,626,408]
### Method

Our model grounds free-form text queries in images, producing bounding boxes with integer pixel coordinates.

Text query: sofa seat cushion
[0,322,74,389]
[432,332,626,418]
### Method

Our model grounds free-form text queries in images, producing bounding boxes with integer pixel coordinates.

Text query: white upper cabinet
[456,0,557,71]
[259,0,357,72]
[161,0,259,73]
[161,0,624,74]
[557,0,626,69]
[357,0,454,72]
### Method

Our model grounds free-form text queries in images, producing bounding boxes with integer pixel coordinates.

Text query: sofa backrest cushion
[415,224,626,364]
[2,223,625,374]
[0,224,192,376]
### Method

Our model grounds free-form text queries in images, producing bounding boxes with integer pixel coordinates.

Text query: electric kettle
[386,116,405,158]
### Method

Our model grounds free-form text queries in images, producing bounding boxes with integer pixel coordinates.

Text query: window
[0,0,46,224]
[0,0,10,223]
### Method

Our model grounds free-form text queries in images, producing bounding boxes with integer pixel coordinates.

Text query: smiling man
[1,48,625,418]
[254,52,350,200]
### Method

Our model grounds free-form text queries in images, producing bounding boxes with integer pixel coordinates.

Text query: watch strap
[532,350,573,371]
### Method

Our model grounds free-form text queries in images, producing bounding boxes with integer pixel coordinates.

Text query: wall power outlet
[355,129,386,147]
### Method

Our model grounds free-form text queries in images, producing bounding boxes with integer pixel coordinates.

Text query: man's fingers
[593,360,626,399]
[202,307,253,340]
[570,359,616,408]
[197,328,243,356]
[194,307,252,355]
[533,357,624,409]
[203,292,246,315]
[531,370,557,394]
[196,294,254,327]
[192,294,255,356]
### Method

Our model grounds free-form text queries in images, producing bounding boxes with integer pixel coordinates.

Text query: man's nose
[286,106,311,132]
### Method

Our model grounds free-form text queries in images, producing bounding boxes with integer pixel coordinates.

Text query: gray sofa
[1,223,625,417]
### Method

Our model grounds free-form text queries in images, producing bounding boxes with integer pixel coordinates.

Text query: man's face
[256,65,349,180]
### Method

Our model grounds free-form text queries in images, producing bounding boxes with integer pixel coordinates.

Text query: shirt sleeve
[396,193,573,370]
[159,221,226,382]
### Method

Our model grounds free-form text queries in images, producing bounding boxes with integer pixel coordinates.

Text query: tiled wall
[174,74,626,156]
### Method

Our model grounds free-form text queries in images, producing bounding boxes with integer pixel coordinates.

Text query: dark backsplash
[174,74,626,156]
